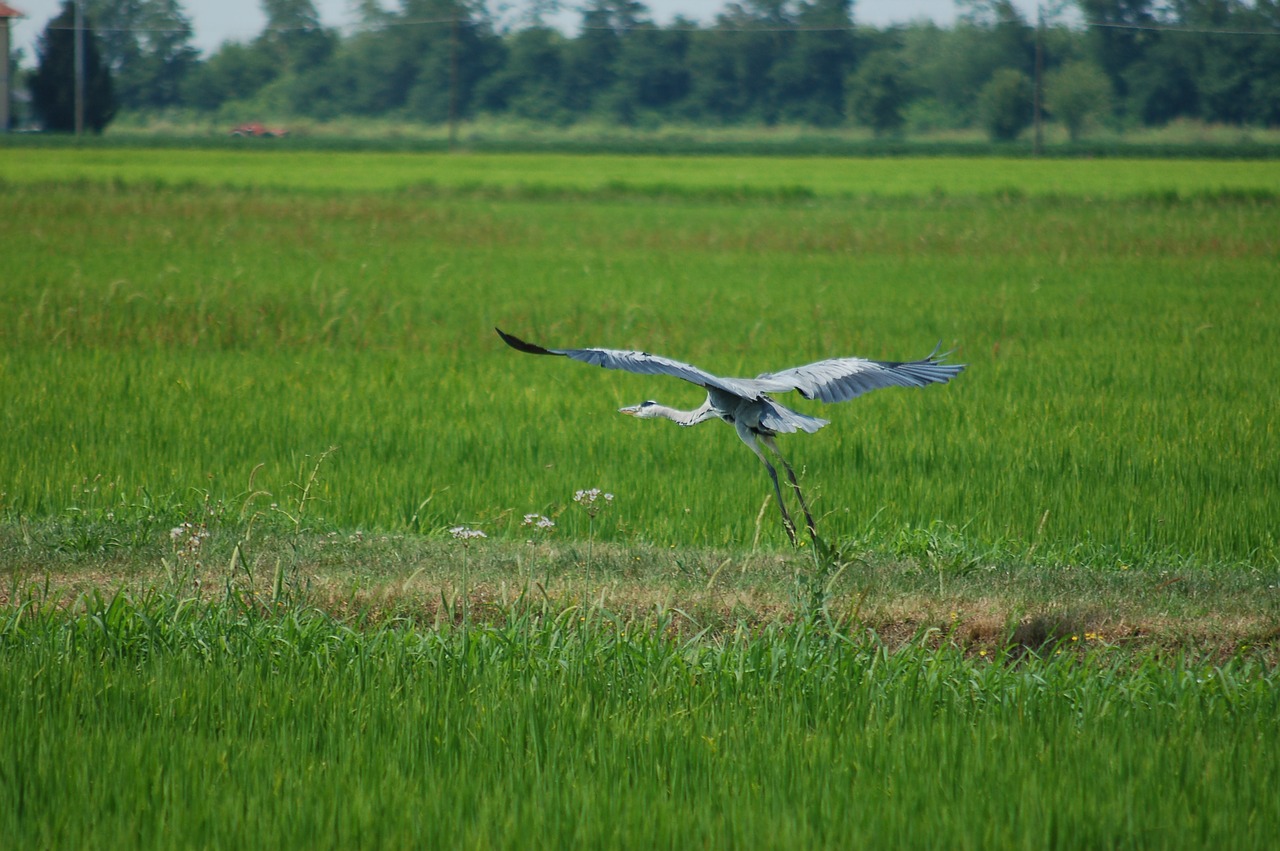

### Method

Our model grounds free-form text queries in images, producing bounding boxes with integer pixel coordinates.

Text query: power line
[1090,20,1280,37]
[37,14,1280,40]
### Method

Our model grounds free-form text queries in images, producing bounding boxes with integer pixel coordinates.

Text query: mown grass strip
[3,148,1280,198]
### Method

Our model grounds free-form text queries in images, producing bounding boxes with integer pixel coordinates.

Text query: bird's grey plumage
[756,351,964,403]
[496,327,965,546]
[495,328,964,404]
[496,328,772,400]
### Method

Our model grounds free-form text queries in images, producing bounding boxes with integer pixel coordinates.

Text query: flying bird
[496,328,965,546]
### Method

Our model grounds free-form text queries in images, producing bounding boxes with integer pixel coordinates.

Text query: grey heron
[497,328,965,546]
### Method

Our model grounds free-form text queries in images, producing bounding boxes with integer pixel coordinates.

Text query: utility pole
[1033,5,1044,157]
[74,0,84,136]
[0,8,12,132]
[448,7,459,151]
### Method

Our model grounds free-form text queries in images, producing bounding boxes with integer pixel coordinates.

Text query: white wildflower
[573,488,615,519]
[449,526,487,541]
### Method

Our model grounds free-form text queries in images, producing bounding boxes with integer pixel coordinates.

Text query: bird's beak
[618,405,639,416]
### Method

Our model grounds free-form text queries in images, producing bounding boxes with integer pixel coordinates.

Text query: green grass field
[2,151,1277,563]
[2,146,1278,849]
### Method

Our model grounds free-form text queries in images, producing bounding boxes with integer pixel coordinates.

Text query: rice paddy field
[2,146,1279,849]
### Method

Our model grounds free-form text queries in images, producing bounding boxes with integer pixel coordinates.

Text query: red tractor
[229,122,288,138]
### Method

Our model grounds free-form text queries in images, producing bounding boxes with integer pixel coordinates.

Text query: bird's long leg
[737,425,798,546]
[760,434,818,542]
[762,457,799,547]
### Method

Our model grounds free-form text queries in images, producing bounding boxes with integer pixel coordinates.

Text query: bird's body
[638,390,825,433]
[496,328,965,545]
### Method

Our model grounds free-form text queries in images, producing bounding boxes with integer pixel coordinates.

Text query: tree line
[22,0,1280,138]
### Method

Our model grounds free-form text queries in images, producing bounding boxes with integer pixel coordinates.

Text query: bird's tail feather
[761,400,829,434]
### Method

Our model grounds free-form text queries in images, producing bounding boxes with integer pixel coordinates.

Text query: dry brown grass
[6,529,1276,664]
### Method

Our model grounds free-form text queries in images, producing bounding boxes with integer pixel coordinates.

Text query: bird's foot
[782,518,799,547]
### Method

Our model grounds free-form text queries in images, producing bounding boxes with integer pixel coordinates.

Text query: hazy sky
[9,1,1055,60]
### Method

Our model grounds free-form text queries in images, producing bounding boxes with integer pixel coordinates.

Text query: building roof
[0,3,25,19]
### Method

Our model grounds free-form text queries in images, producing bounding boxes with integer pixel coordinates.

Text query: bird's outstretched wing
[755,346,966,404]
[497,328,966,403]
[496,328,765,397]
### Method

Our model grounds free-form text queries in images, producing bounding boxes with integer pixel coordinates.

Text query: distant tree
[338,4,418,115]
[258,0,335,73]
[1079,0,1280,127]
[562,0,650,117]
[182,40,279,111]
[1044,60,1112,140]
[1248,31,1280,126]
[977,67,1032,141]
[607,22,691,123]
[682,22,749,124]
[900,3,1033,131]
[520,0,563,28]
[1196,45,1252,125]
[87,0,198,110]
[260,0,323,36]
[7,47,25,128]
[1123,36,1197,125]
[772,0,856,126]
[1238,0,1280,125]
[846,49,909,136]
[230,0,341,116]
[1182,0,1254,127]
[329,0,499,121]
[90,0,1270,134]
[1076,0,1160,116]
[476,26,570,122]
[402,0,503,123]
[180,1,328,114]
[30,1,118,132]
[957,0,1035,74]
[897,22,969,130]
[708,0,799,125]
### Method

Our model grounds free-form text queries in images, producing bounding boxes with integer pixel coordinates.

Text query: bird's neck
[651,401,716,427]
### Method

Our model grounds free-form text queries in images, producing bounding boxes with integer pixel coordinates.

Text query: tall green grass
[1,159,1277,564]
[3,592,1277,850]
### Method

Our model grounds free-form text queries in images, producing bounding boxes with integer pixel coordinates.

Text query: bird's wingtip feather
[496,328,559,357]
[926,340,966,368]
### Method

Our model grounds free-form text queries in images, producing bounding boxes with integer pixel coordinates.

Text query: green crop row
[2,591,1276,850]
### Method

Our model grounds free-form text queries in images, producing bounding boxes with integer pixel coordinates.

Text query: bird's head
[619,400,661,418]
